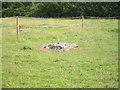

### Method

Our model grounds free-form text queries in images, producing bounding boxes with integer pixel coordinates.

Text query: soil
[38,46,84,52]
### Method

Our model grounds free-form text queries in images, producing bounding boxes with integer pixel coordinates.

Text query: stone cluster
[42,42,79,51]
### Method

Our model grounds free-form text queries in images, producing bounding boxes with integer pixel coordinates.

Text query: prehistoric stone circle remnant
[42,42,79,51]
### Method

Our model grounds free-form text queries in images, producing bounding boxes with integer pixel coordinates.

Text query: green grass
[2,17,118,88]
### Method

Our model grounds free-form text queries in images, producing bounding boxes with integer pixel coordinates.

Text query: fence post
[16,16,19,40]
[82,16,84,29]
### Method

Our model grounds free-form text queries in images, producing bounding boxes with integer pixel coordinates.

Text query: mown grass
[2,17,118,88]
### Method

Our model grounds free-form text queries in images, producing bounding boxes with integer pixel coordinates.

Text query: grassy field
[2,17,118,88]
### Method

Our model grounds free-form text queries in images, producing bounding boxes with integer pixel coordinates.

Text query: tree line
[2,2,119,18]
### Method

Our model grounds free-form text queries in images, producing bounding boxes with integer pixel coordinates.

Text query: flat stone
[42,42,79,51]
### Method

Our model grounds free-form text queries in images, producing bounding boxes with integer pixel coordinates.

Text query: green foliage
[2,2,119,17]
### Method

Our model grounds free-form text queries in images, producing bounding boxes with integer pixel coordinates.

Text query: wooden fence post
[82,16,84,29]
[16,16,19,40]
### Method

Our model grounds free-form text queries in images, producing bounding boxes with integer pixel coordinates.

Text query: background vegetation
[2,2,119,18]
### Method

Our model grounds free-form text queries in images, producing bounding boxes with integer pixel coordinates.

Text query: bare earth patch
[38,42,84,52]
